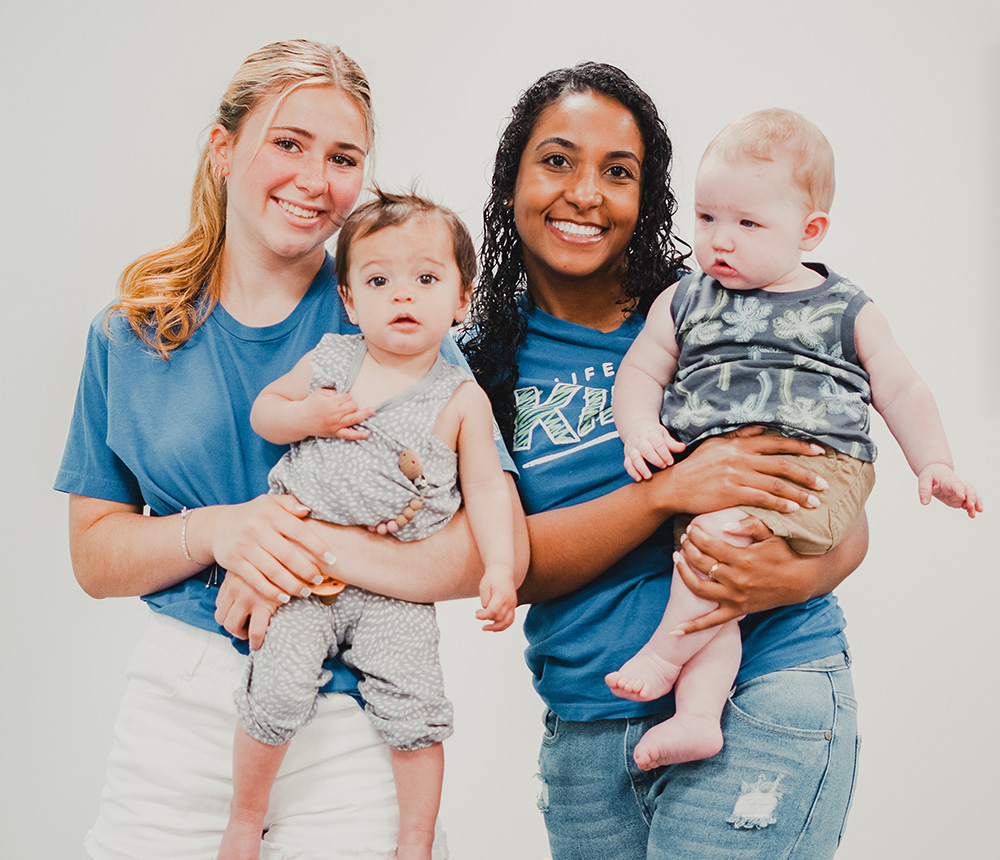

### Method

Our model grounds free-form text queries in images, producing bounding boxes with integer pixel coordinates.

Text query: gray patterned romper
[236,334,471,751]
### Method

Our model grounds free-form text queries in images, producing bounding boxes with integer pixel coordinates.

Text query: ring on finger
[706,563,720,581]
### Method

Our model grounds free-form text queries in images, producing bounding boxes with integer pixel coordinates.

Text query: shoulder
[446,379,495,429]
[437,355,474,387]
[313,332,362,358]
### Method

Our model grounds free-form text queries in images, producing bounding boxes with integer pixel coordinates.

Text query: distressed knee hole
[726,774,783,830]
[535,772,549,813]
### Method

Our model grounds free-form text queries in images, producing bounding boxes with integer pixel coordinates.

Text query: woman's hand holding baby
[200,495,337,647]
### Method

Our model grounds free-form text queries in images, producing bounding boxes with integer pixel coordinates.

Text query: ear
[800,211,829,251]
[452,285,472,325]
[209,124,232,178]
[340,287,358,325]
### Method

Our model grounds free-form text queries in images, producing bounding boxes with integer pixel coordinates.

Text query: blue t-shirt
[511,298,849,721]
[56,254,512,695]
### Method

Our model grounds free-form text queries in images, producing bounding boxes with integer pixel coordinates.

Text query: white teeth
[277,199,320,219]
[550,220,603,238]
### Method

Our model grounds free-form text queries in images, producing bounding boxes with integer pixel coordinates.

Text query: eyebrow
[534,136,641,165]
[272,125,366,155]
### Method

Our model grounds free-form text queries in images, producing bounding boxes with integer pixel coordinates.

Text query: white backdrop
[2,1,998,857]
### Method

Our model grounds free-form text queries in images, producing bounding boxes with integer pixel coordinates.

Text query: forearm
[803,512,869,599]
[517,430,832,605]
[69,496,203,598]
[314,474,529,603]
[612,364,669,441]
[880,380,954,474]
[518,477,672,604]
[250,394,309,446]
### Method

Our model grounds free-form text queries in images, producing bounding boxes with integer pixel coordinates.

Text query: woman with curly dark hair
[465,63,867,859]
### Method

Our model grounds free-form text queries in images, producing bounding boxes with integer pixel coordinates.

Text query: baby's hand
[917,463,983,518]
[621,421,686,481]
[302,389,375,440]
[475,565,517,632]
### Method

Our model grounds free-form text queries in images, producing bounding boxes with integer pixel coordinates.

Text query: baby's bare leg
[217,726,290,860]
[391,743,444,860]
[606,508,750,701]
[633,619,742,770]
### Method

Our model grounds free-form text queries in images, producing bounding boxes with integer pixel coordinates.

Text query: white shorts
[85,611,449,860]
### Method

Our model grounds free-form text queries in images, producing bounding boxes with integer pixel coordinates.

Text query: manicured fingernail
[679,532,687,545]
[814,476,829,490]
[295,504,311,513]
[672,551,681,564]
[810,444,824,454]
[324,552,336,565]
[785,500,800,512]
[278,593,291,604]
[806,494,820,508]
[300,587,312,598]
[312,574,325,585]
[670,628,685,637]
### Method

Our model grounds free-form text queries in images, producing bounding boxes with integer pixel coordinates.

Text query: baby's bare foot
[633,714,723,771]
[605,647,683,701]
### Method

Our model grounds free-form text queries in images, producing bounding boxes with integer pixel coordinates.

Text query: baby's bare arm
[614,287,686,479]
[453,382,520,630]
[251,351,373,444]
[855,303,980,514]
[856,302,952,473]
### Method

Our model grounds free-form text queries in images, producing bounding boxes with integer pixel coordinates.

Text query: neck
[761,262,826,293]
[351,343,439,407]
[217,238,326,327]
[527,267,632,332]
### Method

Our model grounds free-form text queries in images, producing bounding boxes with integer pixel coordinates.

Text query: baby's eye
[740,219,758,228]
[368,276,388,288]
[697,213,714,223]
[417,274,438,285]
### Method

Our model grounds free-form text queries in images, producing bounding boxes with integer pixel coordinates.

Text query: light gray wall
[3,1,997,857]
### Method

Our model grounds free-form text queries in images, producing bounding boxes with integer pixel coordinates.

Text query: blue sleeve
[440,332,517,476]
[54,314,144,505]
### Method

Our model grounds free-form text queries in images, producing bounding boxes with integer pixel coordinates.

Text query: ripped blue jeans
[537,652,859,860]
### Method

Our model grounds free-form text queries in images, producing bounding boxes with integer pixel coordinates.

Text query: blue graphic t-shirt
[511,297,848,721]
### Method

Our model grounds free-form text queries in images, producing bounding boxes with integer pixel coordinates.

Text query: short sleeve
[54,314,144,505]
[440,332,517,475]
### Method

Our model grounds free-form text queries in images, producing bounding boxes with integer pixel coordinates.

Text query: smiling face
[512,90,644,300]
[212,84,369,268]
[341,215,471,364]
[693,153,828,292]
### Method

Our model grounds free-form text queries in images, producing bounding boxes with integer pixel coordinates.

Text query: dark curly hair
[462,62,689,445]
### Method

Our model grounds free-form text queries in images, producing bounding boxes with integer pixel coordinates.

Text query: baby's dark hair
[335,189,477,295]
[462,62,689,445]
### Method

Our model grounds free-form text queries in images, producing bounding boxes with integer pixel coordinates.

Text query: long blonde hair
[110,40,374,357]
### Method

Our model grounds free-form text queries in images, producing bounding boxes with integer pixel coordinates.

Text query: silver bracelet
[180,506,195,563]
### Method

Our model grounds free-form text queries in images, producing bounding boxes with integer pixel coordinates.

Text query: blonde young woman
[56,41,522,860]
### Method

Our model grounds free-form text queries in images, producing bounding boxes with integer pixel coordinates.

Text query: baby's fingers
[624,450,653,482]
[335,427,370,440]
[961,484,984,518]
